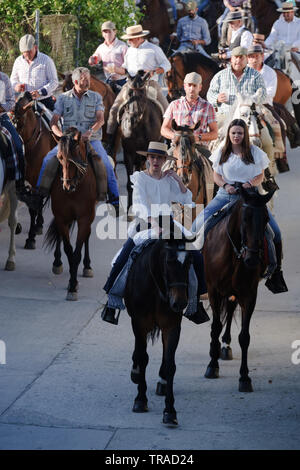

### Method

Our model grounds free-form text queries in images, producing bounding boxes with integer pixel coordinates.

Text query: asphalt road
[0,143,299,451]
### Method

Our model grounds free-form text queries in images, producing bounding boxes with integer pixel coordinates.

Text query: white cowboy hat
[121,25,150,40]
[277,1,298,12]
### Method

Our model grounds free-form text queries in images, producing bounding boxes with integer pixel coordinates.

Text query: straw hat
[137,142,176,160]
[247,44,264,55]
[224,10,247,22]
[277,1,298,12]
[121,24,149,40]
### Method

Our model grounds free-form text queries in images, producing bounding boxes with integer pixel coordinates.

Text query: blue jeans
[37,139,119,202]
[192,187,281,243]
[0,113,24,179]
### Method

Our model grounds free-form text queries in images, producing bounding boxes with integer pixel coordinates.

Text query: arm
[206,73,222,107]
[161,116,176,141]
[154,46,171,74]
[197,121,218,143]
[50,113,63,138]
[10,58,22,92]
[214,171,237,194]
[82,109,105,141]
[0,74,15,112]
[36,56,59,97]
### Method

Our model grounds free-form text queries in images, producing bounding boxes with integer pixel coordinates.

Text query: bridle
[59,138,88,192]
[14,99,43,148]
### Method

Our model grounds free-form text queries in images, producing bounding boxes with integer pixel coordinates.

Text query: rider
[29,67,119,211]
[161,72,218,149]
[101,140,210,326]
[105,24,170,155]
[192,118,288,294]
[264,1,300,54]
[207,46,267,121]
[173,1,211,58]
[88,21,128,94]
[0,70,31,204]
[218,9,253,59]
[10,34,59,111]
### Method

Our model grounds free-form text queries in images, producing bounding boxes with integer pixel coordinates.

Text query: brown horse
[251,0,280,37]
[13,92,57,249]
[171,122,214,224]
[203,186,274,392]
[140,0,172,47]
[274,69,293,105]
[118,71,164,210]
[44,127,105,300]
[166,52,220,101]
[124,233,193,426]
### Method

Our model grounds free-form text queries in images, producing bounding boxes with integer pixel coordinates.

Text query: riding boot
[184,301,210,324]
[265,241,288,294]
[101,302,121,325]
[15,179,37,210]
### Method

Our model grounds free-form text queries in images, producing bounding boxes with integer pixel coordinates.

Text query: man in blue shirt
[174,0,211,57]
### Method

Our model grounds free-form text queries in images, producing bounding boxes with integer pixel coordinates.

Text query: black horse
[203,186,274,392]
[124,234,193,426]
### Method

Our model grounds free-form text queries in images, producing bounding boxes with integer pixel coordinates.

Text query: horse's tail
[148,327,160,345]
[44,218,60,252]
[220,297,238,326]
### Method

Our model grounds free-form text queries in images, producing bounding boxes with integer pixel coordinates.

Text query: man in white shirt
[247,45,277,105]
[11,34,58,111]
[219,9,253,59]
[105,24,170,153]
[88,21,128,94]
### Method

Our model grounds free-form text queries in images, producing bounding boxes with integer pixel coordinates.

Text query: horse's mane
[173,51,220,73]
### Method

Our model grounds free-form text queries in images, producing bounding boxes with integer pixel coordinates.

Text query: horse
[0,143,18,271]
[171,122,214,226]
[251,0,280,37]
[117,71,164,210]
[203,185,274,392]
[140,0,173,49]
[13,92,57,249]
[124,234,193,426]
[166,52,220,101]
[44,127,105,301]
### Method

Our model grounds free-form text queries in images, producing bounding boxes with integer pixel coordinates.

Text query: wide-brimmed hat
[247,44,264,55]
[137,142,176,160]
[277,1,298,12]
[19,34,35,52]
[231,46,248,57]
[101,21,116,31]
[121,24,149,40]
[224,10,247,22]
[184,72,202,85]
[186,1,198,10]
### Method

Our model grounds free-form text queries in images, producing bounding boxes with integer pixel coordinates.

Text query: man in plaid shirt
[161,72,218,147]
[207,46,267,115]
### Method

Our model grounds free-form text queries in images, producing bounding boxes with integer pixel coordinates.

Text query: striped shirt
[164,96,216,138]
[10,51,59,99]
[176,15,211,46]
[0,72,15,113]
[206,65,267,114]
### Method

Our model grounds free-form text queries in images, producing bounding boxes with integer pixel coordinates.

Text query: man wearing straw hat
[265,2,300,53]
[218,9,253,59]
[105,24,170,155]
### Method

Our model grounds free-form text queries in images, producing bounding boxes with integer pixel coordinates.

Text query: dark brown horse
[251,0,280,37]
[166,52,220,101]
[171,122,214,223]
[118,71,164,210]
[13,92,57,249]
[44,127,106,300]
[140,0,173,47]
[124,235,193,426]
[203,186,274,392]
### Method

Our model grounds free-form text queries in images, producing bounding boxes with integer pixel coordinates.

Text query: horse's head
[172,120,200,185]
[162,238,193,313]
[238,186,275,269]
[60,72,73,92]
[234,94,261,147]
[57,127,88,192]
[13,91,36,133]
[166,54,185,102]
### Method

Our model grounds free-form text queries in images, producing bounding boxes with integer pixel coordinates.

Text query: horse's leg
[156,336,167,396]
[220,299,237,361]
[161,325,181,427]
[205,292,223,379]
[82,235,93,278]
[66,220,91,300]
[35,209,44,236]
[131,319,149,413]
[238,297,256,393]
[52,237,63,275]
[24,208,37,250]
[5,183,18,271]
[123,148,134,212]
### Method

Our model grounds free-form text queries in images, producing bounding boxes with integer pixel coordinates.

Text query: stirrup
[101,303,120,325]
[184,302,210,325]
[265,271,288,294]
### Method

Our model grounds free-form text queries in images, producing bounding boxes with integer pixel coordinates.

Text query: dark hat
[247,44,264,55]
[224,10,247,22]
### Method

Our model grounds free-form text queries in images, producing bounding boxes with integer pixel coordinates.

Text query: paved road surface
[0,143,299,450]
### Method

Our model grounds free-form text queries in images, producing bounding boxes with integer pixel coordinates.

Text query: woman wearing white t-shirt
[192,118,288,294]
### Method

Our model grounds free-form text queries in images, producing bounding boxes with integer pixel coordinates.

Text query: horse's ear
[58,71,66,80]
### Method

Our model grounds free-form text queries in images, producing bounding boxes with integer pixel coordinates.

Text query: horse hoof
[67,282,78,292]
[35,226,43,236]
[66,291,78,301]
[83,268,93,278]
[239,379,253,393]
[156,382,167,396]
[15,223,22,235]
[5,260,15,271]
[24,239,36,250]
[163,411,178,427]
[220,346,233,361]
[204,366,219,379]
[52,264,63,275]
[132,400,148,413]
